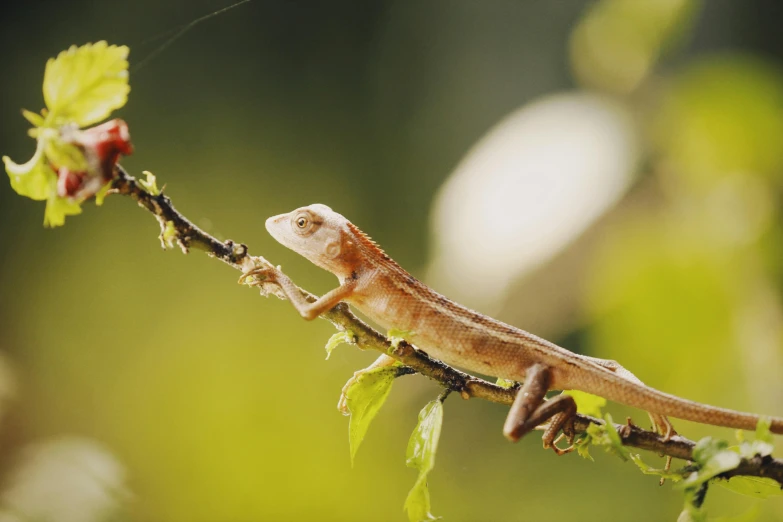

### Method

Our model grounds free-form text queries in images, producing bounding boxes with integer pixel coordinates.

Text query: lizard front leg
[240,266,357,320]
[503,364,578,454]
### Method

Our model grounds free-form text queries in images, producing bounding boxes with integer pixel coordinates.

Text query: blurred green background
[2,1,783,521]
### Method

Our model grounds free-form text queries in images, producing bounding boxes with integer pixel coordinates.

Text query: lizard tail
[581,370,783,434]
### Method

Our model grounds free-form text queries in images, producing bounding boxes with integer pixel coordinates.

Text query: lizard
[241,203,783,453]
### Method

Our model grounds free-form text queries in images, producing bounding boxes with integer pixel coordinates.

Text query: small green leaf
[21,109,45,127]
[563,390,606,418]
[325,330,355,360]
[584,421,607,441]
[159,221,177,249]
[139,170,161,195]
[602,414,630,461]
[732,417,774,459]
[344,365,398,465]
[44,182,82,227]
[4,139,52,201]
[692,437,729,464]
[580,415,631,461]
[678,487,708,522]
[405,475,436,522]
[404,398,444,522]
[628,453,684,482]
[680,438,741,489]
[5,137,88,227]
[738,439,774,460]
[755,417,773,445]
[43,41,130,126]
[45,138,88,172]
[715,476,783,499]
[495,377,515,389]
[94,182,112,206]
[574,433,594,461]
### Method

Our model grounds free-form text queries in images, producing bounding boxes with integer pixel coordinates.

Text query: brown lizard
[241,203,783,453]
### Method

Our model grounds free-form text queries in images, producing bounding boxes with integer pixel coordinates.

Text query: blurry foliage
[570,0,700,94]
[655,56,783,186]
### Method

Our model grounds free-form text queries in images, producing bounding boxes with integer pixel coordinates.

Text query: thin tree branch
[110,164,783,487]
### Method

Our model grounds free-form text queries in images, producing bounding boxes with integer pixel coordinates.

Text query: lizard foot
[542,410,577,456]
[238,265,286,299]
[238,266,279,286]
[647,413,677,441]
[548,433,576,456]
[657,416,677,442]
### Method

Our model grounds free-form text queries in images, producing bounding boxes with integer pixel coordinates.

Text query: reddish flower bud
[54,119,133,200]
[56,167,86,199]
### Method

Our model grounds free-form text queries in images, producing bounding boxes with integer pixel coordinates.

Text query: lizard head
[265,204,360,278]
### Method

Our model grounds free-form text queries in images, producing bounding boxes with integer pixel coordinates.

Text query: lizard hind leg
[542,404,578,455]
[582,355,677,440]
[503,364,578,455]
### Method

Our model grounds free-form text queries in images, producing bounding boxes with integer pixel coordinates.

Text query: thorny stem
[111,164,783,487]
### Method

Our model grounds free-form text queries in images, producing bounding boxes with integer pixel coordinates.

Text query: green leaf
[563,390,606,418]
[711,505,760,522]
[574,433,594,461]
[4,139,53,201]
[344,365,398,465]
[579,415,631,461]
[732,418,775,459]
[139,170,161,196]
[5,138,85,227]
[43,41,130,126]
[755,417,773,445]
[405,475,436,522]
[601,414,630,461]
[692,437,729,464]
[325,330,355,360]
[94,182,111,206]
[404,399,444,522]
[159,221,178,249]
[495,377,515,389]
[715,476,783,499]
[628,453,683,482]
[680,438,741,489]
[44,182,82,227]
[45,138,88,172]
[677,487,708,522]
[21,109,45,127]
[738,439,774,460]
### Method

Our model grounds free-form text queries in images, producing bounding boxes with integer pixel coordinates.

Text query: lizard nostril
[264,216,278,232]
[265,213,288,234]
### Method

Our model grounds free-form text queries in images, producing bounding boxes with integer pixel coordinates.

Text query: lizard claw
[238,266,279,286]
[239,265,287,299]
[650,413,677,441]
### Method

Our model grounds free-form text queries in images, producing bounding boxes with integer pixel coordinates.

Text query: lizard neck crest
[346,221,398,267]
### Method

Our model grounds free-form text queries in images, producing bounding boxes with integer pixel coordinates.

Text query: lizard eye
[292,212,317,235]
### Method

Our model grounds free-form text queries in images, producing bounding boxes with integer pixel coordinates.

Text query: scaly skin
[251,203,783,442]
